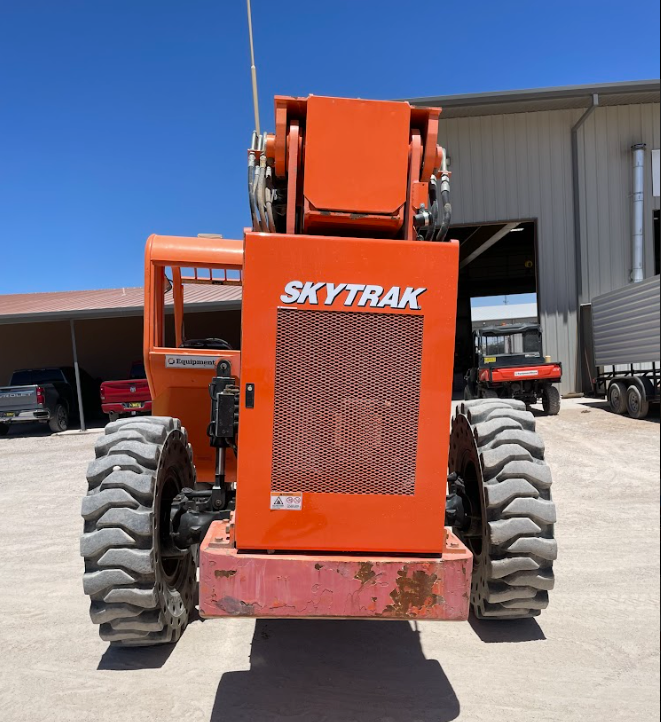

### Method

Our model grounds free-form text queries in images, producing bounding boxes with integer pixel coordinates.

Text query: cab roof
[475,323,542,336]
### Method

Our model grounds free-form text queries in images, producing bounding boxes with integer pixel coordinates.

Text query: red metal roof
[0,285,242,324]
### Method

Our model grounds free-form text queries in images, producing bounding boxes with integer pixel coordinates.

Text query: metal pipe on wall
[571,93,598,394]
[571,93,599,307]
[631,143,646,283]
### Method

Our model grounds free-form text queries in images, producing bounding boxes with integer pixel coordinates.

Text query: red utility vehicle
[464,323,562,414]
[99,362,152,422]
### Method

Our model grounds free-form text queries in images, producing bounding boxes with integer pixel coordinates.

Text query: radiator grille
[271,308,423,495]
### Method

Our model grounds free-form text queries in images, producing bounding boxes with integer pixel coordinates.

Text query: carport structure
[0,285,241,430]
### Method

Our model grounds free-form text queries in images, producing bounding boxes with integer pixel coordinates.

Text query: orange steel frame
[273,95,444,240]
[143,230,460,538]
[143,96,449,497]
[143,234,244,485]
[142,95,472,619]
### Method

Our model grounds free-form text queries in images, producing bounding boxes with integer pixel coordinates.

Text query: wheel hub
[448,414,486,564]
[154,430,196,597]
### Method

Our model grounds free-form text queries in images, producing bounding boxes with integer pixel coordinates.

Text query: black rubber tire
[449,399,556,619]
[0,422,9,437]
[108,412,119,423]
[541,385,561,416]
[608,381,628,415]
[480,388,499,400]
[81,416,197,646]
[48,403,69,433]
[463,385,474,401]
[626,385,650,420]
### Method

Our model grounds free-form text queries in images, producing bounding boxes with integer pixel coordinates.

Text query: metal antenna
[246,0,261,136]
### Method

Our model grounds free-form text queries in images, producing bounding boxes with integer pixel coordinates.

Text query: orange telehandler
[80,94,556,646]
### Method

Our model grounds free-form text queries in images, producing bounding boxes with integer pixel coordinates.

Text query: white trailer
[591,275,660,419]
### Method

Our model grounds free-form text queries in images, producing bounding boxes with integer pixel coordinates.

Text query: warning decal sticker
[270,494,303,510]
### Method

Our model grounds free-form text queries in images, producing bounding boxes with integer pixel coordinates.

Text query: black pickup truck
[0,367,100,436]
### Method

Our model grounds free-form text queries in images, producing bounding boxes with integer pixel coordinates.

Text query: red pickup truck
[100,362,152,422]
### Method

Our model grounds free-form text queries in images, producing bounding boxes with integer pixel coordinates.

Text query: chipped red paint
[199,518,472,620]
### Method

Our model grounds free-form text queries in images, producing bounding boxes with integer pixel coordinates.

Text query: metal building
[1,81,658,403]
[410,80,660,394]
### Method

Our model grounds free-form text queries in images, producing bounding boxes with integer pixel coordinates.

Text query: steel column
[69,319,86,432]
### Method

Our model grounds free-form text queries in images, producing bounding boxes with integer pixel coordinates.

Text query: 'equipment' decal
[165,355,220,369]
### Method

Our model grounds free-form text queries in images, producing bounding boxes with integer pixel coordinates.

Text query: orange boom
[81,94,557,646]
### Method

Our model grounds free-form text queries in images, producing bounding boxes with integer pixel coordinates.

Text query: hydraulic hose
[248,161,258,231]
[248,132,259,231]
[434,153,452,242]
[435,190,452,242]
[265,165,276,233]
[257,148,268,231]
[427,176,439,242]
[250,165,261,231]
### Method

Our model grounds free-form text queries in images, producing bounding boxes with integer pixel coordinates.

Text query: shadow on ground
[0,421,55,438]
[97,642,176,671]
[96,608,208,670]
[469,615,546,643]
[0,420,107,439]
[576,398,660,423]
[210,620,459,722]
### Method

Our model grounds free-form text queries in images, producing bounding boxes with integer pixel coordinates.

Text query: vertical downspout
[572,93,599,306]
[572,93,599,394]
[631,143,646,282]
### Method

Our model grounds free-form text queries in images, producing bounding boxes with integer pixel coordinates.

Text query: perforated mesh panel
[271,309,423,495]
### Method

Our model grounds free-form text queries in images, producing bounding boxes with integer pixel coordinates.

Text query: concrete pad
[0,398,658,721]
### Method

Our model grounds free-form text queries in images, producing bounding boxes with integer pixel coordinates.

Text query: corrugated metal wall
[437,109,581,394]
[437,102,660,394]
[592,275,660,366]
[577,103,660,299]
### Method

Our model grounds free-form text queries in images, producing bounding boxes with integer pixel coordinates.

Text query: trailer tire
[108,412,119,423]
[49,403,69,433]
[81,416,197,647]
[541,385,561,416]
[626,385,650,420]
[449,399,556,619]
[608,381,628,415]
[0,422,9,437]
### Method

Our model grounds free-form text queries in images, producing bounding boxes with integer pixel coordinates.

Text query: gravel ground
[0,398,659,722]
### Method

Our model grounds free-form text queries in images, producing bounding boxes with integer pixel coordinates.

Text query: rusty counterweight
[199,518,472,620]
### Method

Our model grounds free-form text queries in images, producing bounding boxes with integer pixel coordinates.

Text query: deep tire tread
[452,400,556,620]
[81,419,195,647]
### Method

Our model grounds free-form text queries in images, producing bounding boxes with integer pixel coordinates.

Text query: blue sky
[0,1,659,295]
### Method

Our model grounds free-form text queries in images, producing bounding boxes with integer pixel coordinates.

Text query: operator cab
[474,323,545,369]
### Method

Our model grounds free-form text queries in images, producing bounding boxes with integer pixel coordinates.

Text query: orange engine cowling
[234,232,459,554]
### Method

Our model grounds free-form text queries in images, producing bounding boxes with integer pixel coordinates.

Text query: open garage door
[452,221,538,390]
